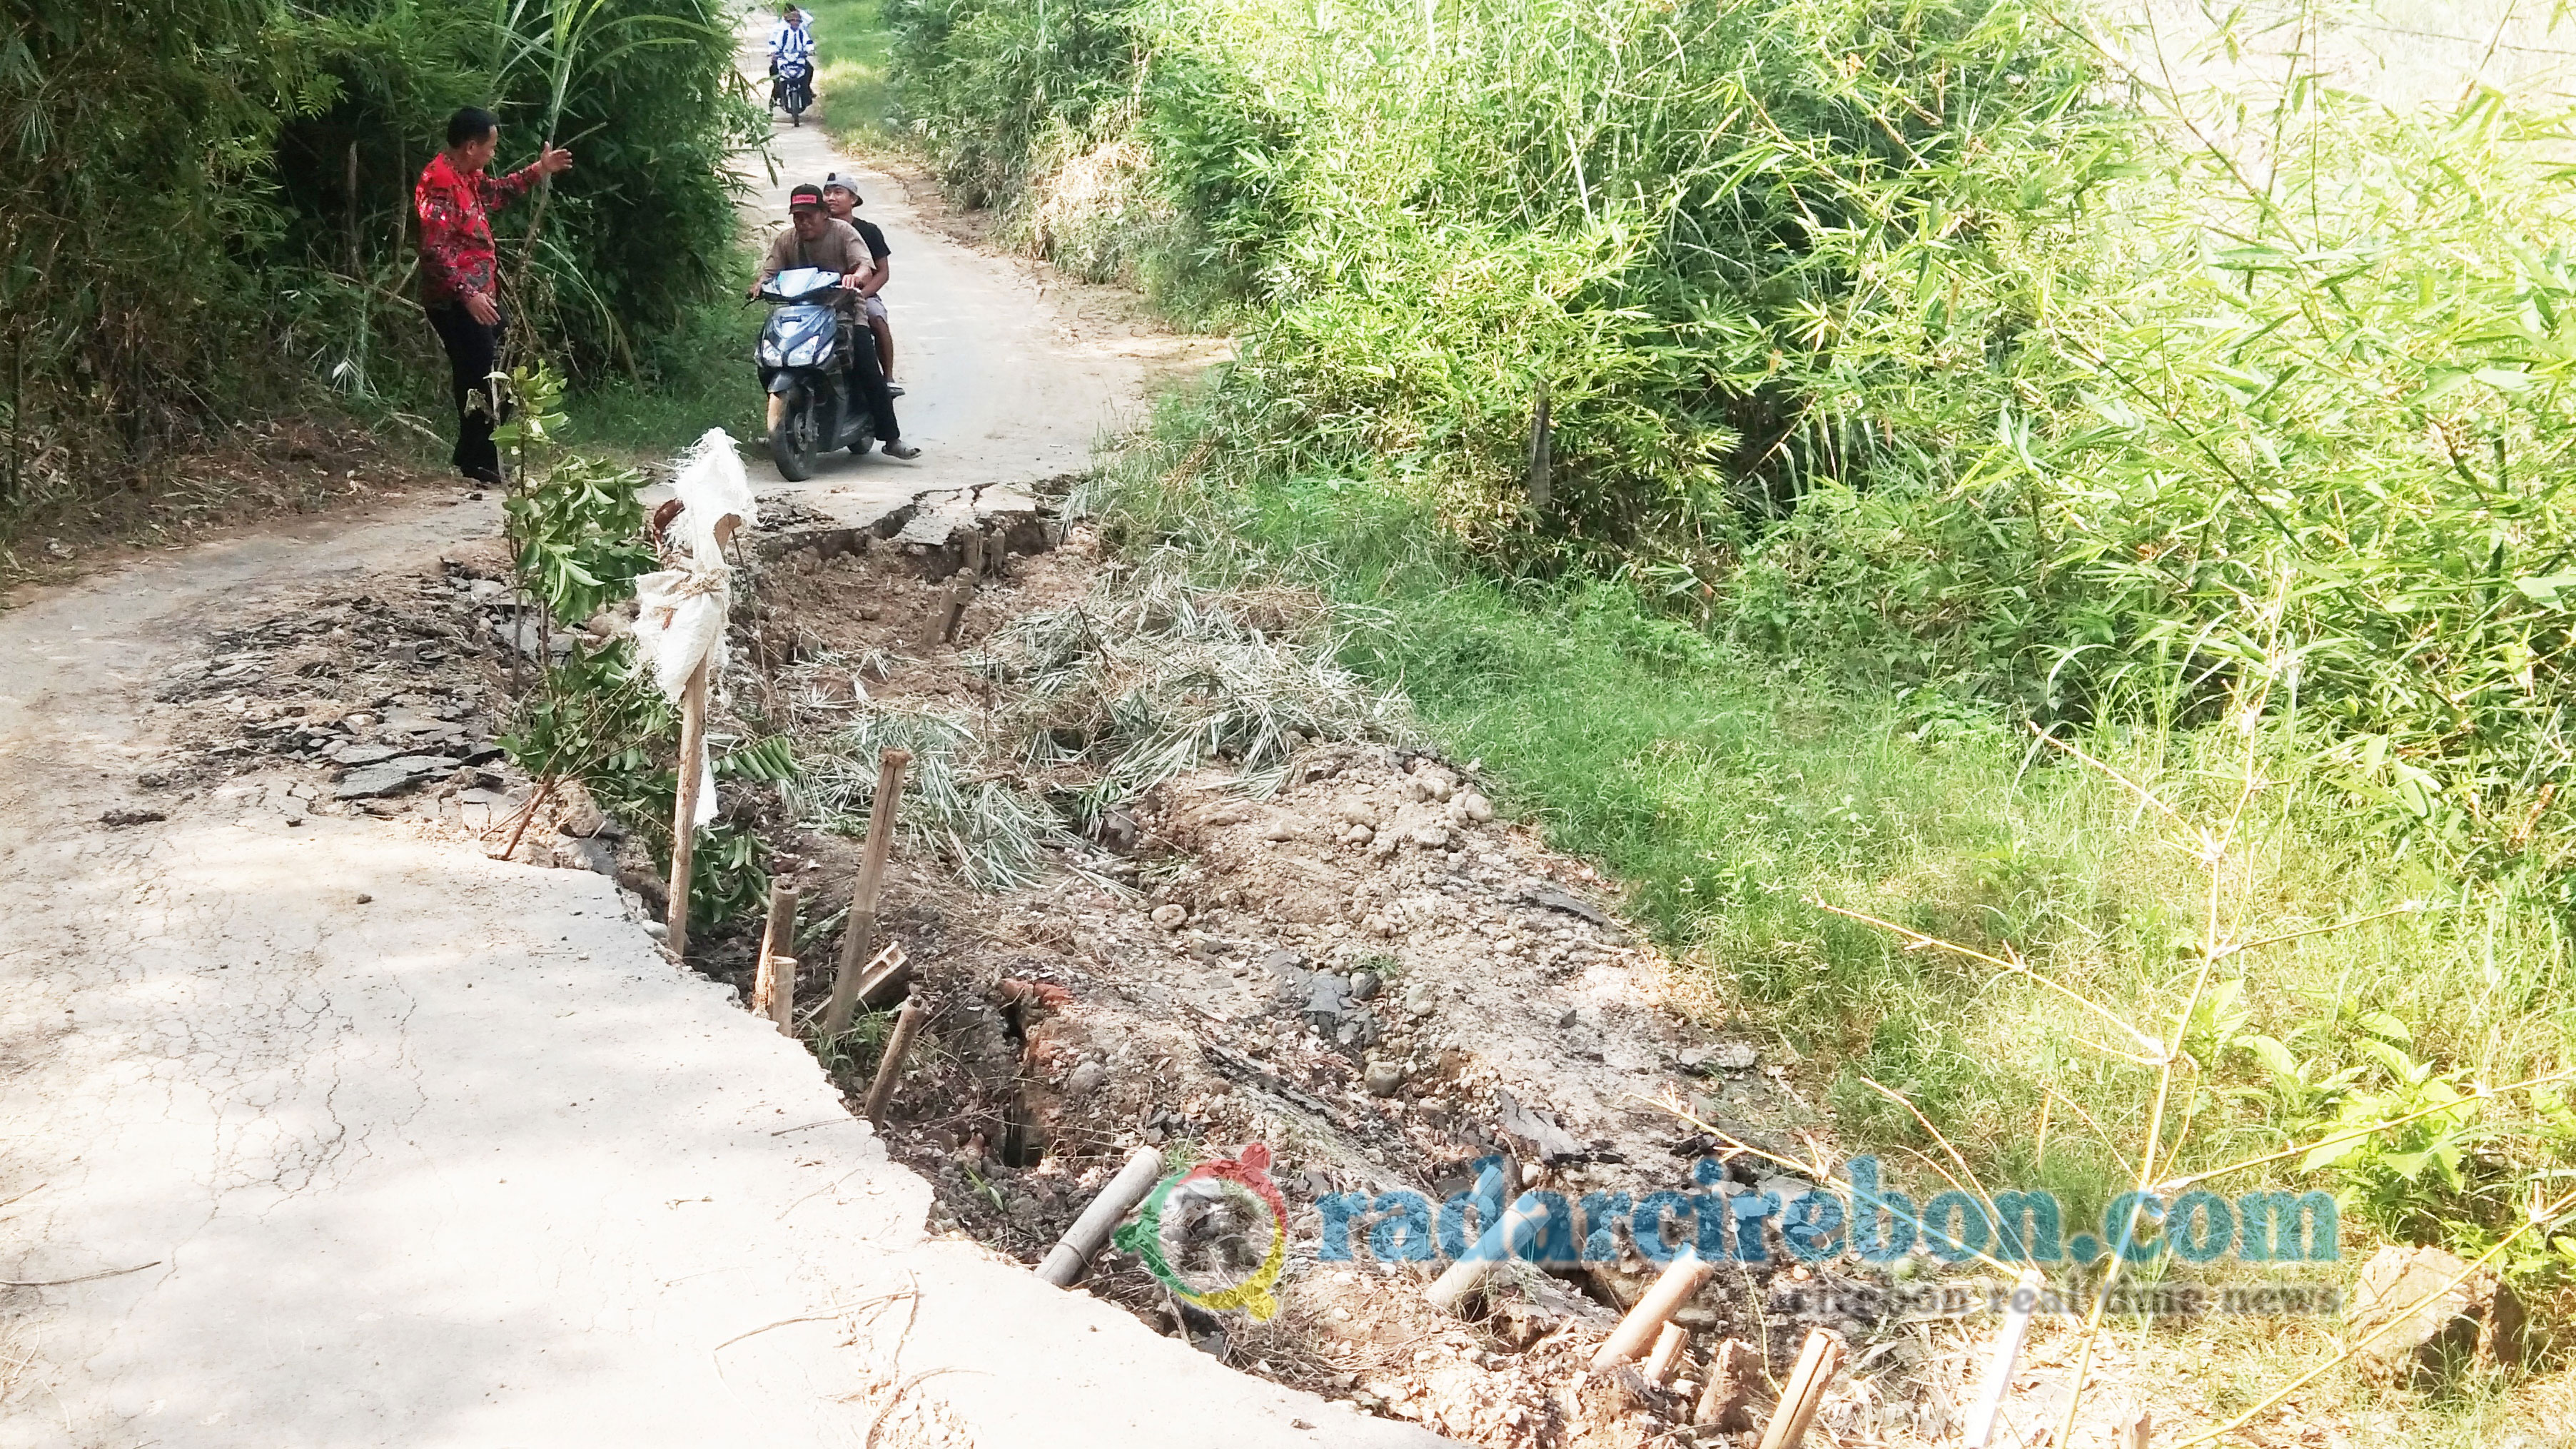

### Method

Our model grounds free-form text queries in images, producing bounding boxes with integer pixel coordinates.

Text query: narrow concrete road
[0,27,1428,1449]
[729,21,1205,515]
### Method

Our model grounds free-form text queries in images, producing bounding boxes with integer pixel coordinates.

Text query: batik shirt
[413,151,540,308]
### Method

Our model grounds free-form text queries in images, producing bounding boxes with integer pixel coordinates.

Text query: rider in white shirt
[768,5,815,70]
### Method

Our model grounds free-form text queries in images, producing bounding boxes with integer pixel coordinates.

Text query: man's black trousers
[427,303,506,481]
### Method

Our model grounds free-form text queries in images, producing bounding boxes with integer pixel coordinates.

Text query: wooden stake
[1035,1144,1166,1287]
[938,581,971,645]
[2113,1407,2151,1449]
[663,657,710,958]
[1589,1250,1717,1370]
[1642,1323,1689,1385]
[852,941,911,1011]
[1754,1329,1842,1449]
[1694,1338,1757,1430]
[1961,1270,2045,1449]
[861,989,926,1124]
[752,882,799,1012]
[767,956,797,1035]
[823,749,911,1036]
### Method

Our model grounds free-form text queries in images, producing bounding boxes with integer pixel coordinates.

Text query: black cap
[787,183,825,212]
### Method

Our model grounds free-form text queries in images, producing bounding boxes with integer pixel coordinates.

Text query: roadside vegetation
[889,0,2576,1430]
[0,0,762,557]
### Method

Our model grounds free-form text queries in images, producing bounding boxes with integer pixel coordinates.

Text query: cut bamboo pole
[1961,1270,2046,1449]
[823,749,911,1036]
[1695,1338,1756,1429]
[1035,1143,1166,1287]
[1754,1329,1843,1449]
[663,657,710,958]
[1642,1323,1689,1385]
[1589,1250,1717,1370]
[1425,1181,1552,1316]
[2113,1408,2151,1449]
[851,941,911,1011]
[752,882,799,1012]
[766,956,798,1035]
[860,989,925,1124]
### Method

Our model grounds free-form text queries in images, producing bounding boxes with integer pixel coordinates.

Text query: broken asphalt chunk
[332,754,455,799]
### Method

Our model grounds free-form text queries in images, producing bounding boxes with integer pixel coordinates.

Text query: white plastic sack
[631,429,757,828]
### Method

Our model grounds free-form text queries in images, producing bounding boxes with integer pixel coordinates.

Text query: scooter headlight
[784,335,832,368]
[757,338,786,366]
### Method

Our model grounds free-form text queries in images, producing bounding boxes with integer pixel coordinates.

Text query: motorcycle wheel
[769,391,816,481]
[850,435,875,458]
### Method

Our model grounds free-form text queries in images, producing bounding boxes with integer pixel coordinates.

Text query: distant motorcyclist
[768,5,815,71]
[767,5,816,116]
[820,172,899,397]
[753,183,916,460]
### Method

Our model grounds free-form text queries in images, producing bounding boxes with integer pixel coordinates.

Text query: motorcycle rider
[819,173,899,397]
[753,183,917,460]
[768,7,814,82]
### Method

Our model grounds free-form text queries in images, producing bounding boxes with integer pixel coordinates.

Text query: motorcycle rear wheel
[769,392,816,481]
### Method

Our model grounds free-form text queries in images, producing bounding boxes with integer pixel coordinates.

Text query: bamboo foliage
[0,0,758,535]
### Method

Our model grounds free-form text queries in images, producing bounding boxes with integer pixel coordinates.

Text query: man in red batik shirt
[414,106,572,485]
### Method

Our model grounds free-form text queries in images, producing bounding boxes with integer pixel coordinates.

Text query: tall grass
[1093,390,2576,1318]
[903,0,2576,1418]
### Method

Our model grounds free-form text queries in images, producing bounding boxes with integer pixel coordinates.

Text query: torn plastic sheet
[632,429,757,827]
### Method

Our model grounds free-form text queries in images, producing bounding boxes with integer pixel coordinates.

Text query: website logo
[1115,1143,1290,1321]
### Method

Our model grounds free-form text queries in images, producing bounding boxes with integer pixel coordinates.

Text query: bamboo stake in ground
[824,749,911,1036]
[1035,1143,1166,1287]
[765,957,797,1036]
[1642,1323,1689,1385]
[752,882,799,1014]
[861,989,926,1125]
[1694,1338,1756,1430]
[662,657,710,957]
[1425,1186,1552,1315]
[1754,1329,1843,1449]
[1589,1250,1717,1370]
[1961,1269,2046,1449]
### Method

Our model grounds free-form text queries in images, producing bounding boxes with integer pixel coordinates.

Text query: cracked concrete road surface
[0,70,1433,1449]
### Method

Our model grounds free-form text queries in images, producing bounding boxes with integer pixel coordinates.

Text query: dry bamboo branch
[1961,1270,2045,1448]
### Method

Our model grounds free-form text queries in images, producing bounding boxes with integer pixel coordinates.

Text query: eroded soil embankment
[144,493,2021,1448]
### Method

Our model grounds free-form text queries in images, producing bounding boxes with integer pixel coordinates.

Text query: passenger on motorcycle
[819,173,899,396]
[753,183,918,460]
